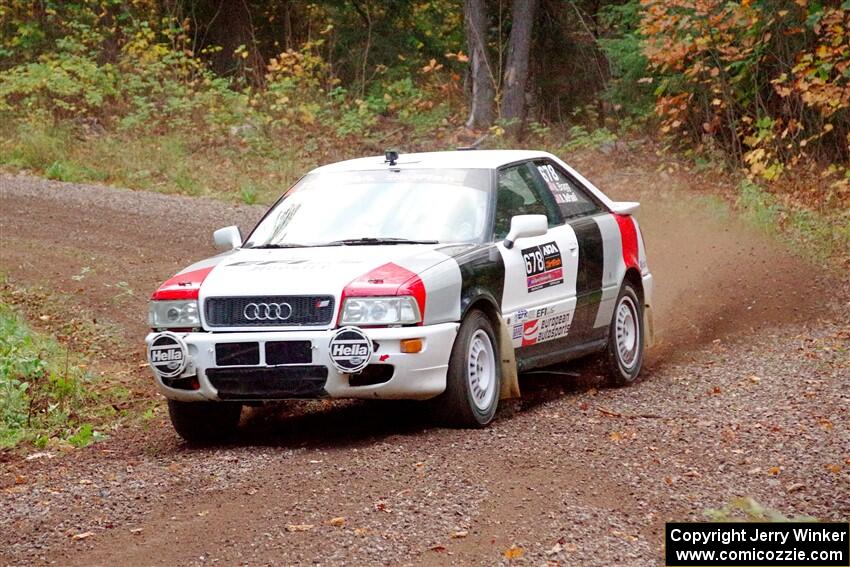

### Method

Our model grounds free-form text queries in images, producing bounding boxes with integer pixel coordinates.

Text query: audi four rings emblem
[243,302,293,321]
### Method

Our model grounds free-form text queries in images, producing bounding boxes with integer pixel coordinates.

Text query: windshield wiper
[326,237,439,246]
[246,243,311,249]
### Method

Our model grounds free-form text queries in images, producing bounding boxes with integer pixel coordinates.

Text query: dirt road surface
[1,155,848,566]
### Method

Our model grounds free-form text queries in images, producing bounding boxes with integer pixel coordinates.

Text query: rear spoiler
[610,201,640,215]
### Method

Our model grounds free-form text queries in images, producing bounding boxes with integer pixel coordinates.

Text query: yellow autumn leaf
[503,544,524,560]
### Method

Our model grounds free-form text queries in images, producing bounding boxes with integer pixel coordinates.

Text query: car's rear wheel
[167,400,242,444]
[433,310,501,427]
[602,281,644,387]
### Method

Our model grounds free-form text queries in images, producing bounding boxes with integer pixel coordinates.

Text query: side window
[494,162,562,239]
[534,160,602,220]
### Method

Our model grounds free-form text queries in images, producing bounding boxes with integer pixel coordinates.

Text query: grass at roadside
[0,281,155,451]
[2,119,847,268]
[0,120,321,205]
[0,301,107,448]
[737,179,850,267]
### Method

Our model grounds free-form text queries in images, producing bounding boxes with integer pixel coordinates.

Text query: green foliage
[240,183,259,205]
[562,125,618,152]
[705,497,818,523]
[597,0,654,118]
[0,302,105,448]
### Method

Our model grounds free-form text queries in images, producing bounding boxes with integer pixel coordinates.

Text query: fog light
[400,338,423,353]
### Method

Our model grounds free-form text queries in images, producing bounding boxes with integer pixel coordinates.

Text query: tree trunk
[197,0,264,84]
[500,0,537,136]
[464,0,495,130]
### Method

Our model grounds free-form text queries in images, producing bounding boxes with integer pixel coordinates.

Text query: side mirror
[504,214,548,249]
[213,226,242,251]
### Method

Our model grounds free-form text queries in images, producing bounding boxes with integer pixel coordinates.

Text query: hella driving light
[149,300,200,328]
[341,296,421,325]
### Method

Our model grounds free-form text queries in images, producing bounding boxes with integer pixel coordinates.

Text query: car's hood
[197,243,465,298]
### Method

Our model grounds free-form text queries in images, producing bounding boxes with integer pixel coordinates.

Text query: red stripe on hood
[340,262,426,324]
[151,267,213,300]
[613,214,639,271]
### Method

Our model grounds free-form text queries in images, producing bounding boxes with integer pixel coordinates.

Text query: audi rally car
[146,150,653,441]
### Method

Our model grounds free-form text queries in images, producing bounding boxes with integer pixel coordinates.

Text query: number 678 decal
[521,241,564,292]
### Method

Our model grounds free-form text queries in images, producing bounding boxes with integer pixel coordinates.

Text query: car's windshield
[244,168,492,247]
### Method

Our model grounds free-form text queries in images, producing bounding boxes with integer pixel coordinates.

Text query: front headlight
[341,296,421,326]
[149,300,200,328]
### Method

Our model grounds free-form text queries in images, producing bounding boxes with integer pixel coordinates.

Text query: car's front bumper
[145,323,459,402]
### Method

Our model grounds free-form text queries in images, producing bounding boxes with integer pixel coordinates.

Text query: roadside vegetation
[0,1,847,266]
[0,300,107,448]
[0,280,150,451]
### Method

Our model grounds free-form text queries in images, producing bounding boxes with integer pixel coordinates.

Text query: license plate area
[265,340,312,365]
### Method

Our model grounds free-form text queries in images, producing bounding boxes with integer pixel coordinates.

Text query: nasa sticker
[148,332,188,378]
[329,326,373,374]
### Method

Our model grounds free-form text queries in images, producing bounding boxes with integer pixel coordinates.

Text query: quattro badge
[148,332,188,378]
[329,326,373,374]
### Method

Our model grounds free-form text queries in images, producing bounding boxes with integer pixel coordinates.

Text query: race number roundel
[329,326,373,374]
[148,332,188,378]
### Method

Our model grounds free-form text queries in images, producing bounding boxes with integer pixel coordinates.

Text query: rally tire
[602,281,644,387]
[167,400,242,444]
[433,310,501,428]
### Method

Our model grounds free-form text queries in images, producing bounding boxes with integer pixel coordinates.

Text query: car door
[494,161,579,358]
[533,159,612,347]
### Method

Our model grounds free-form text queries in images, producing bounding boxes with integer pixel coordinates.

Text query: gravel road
[0,161,847,566]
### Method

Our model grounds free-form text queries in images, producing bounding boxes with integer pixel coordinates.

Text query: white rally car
[146,150,653,442]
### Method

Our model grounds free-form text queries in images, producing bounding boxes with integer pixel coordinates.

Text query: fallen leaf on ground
[328,517,346,527]
[768,466,781,475]
[285,524,314,532]
[503,544,524,560]
[747,375,761,383]
[25,452,55,461]
[129,528,143,534]
[430,545,447,553]
[451,530,468,539]
[197,510,209,517]
[14,475,26,485]
[72,532,94,540]
[826,463,842,474]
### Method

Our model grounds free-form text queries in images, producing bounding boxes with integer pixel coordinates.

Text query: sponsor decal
[329,326,373,373]
[537,164,578,204]
[512,323,523,341]
[522,242,564,292]
[515,308,529,321]
[148,332,188,378]
[537,312,572,343]
[515,310,574,348]
[522,319,541,346]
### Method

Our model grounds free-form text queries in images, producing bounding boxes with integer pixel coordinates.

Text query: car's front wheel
[433,310,501,427]
[602,281,645,386]
[167,400,242,444]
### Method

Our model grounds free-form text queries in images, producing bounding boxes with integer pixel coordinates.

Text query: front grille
[206,366,328,400]
[204,296,334,327]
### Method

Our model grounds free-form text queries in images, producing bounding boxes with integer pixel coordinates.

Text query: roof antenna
[384,149,399,166]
